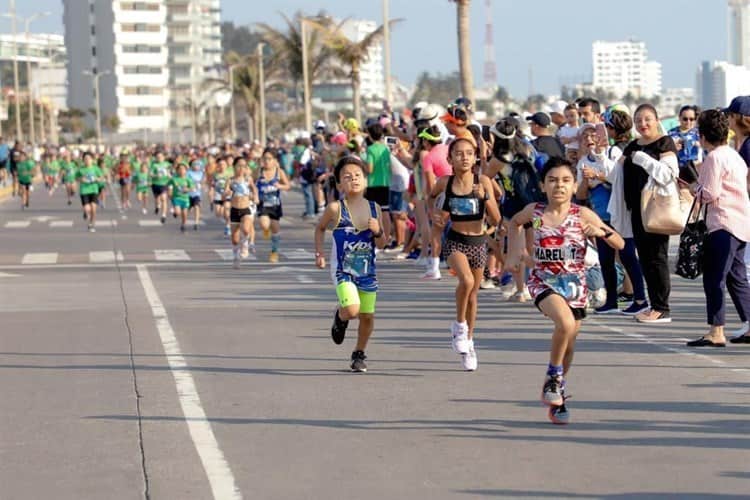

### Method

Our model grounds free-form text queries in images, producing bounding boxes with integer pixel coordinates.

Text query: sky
[20,0,728,98]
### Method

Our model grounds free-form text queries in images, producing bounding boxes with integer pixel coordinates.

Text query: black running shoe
[331,310,348,345]
[541,375,564,406]
[548,397,570,425]
[160,216,166,224]
[350,350,367,372]
[180,224,185,233]
[154,207,159,215]
[194,224,198,231]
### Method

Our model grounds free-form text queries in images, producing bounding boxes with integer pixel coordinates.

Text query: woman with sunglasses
[431,136,501,371]
[668,105,702,183]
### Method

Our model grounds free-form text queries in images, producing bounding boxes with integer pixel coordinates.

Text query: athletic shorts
[189,196,201,208]
[365,186,390,211]
[258,205,282,221]
[443,230,487,270]
[230,207,252,223]
[18,180,31,188]
[173,198,189,209]
[389,190,408,213]
[534,289,587,321]
[213,199,224,206]
[136,186,149,194]
[80,193,98,205]
[119,178,130,186]
[336,281,377,314]
[0,159,7,170]
[151,185,167,197]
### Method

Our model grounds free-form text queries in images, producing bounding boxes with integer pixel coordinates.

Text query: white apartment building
[659,87,695,118]
[592,39,662,98]
[729,0,750,68]
[166,0,222,129]
[64,0,170,133]
[696,60,750,109]
[339,19,385,101]
[0,34,67,111]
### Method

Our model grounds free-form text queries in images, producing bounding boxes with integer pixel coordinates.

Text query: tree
[103,114,120,133]
[495,86,510,104]
[256,12,341,116]
[307,18,399,123]
[408,71,461,108]
[221,22,263,56]
[58,108,85,135]
[450,0,474,104]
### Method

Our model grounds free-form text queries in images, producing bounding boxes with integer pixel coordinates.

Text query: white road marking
[95,220,118,227]
[136,265,242,500]
[0,272,21,277]
[281,248,314,260]
[213,249,256,261]
[154,249,191,261]
[260,266,298,274]
[21,252,58,264]
[139,220,163,227]
[31,215,56,222]
[50,220,74,228]
[89,251,125,263]
[5,221,30,228]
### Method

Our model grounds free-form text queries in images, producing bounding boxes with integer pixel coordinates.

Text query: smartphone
[481,125,491,142]
[385,136,398,148]
[595,123,608,147]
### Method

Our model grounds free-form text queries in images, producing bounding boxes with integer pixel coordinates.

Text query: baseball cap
[342,118,360,132]
[526,112,551,127]
[314,119,326,130]
[550,100,568,116]
[723,96,750,116]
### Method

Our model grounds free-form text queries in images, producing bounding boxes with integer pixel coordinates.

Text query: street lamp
[82,69,111,148]
[301,18,312,133]
[257,42,266,146]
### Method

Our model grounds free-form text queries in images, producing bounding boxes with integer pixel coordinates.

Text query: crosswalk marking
[154,249,191,261]
[139,220,163,227]
[95,220,118,227]
[5,221,30,228]
[50,220,74,228]
[282,248,314,260]
[89,251,125,263]
[214,249,256,261]
[22,252,58,264]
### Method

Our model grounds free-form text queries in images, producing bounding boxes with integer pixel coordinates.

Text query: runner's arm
[277,169,292,191]
[481,175,501,227]
[314,202,339,268]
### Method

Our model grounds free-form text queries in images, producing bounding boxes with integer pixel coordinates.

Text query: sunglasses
[681,117,696,122]
[418,129,441,142]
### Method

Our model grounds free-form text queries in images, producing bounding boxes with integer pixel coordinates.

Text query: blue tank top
[230,178,251,199]
[257,169,281,207]
[331,200,378,292]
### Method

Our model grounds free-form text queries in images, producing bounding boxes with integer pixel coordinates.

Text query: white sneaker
[462,344,478,371]
[451,321,470,354]
[731,322,750,338]
[384,244,404,254]
[499,283,517,299]
[415,256,428,267]
[479,278,496,289]
[421,269,442,280]
[240,240,250,259]
[141,208,147,215]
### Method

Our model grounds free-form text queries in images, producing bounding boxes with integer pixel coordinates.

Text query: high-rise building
[64,0,170,134]
[166,0,222,129]
[696,60,750,109]
[64,0,222,135]
[339,19,384,101]
[0,34,67,110]
[592,39,662,98]
[729,0,750,68]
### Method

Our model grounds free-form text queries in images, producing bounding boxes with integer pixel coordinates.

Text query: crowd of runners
[4,93,750,424]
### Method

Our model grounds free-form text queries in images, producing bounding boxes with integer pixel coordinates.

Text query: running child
[150,151,172,223]
[212,158,231,236]
[116,153,132,209]
[187,159,204,230]
[225,158,259,268]
[256,148,291,263]
[133,163,150,214]
[168,162,195,233]
[76,152,105,232]
[59,150,78,206]
[314,156,387,372]
[16,152,36,210]
[506,158,624,424]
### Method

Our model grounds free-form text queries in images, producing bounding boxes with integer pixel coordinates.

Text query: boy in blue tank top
[314,156,387,372]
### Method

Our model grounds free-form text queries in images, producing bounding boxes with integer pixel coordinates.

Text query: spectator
[686,110,750,347]
[527,112,565,162]
[557,104,580,151]
[365,122,392,245]
[668,105,702,183]
[577,97,602,124]
[621,104,678,324]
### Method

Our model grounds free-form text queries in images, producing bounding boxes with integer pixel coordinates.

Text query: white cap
[550,100,568,116]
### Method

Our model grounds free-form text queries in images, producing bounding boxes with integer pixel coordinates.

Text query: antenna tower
[483,0,497,87]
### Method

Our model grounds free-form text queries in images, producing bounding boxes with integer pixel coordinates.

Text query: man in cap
[527,112,565,161]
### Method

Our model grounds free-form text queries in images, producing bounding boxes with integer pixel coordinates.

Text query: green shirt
[60,160,77,182]
[150,161,172,186]
[133,171,150,190]
[169,176,195,203]
[76,166,103,195]
[43,160,60,176]
[17,160,35,184]
[366,142,391,188]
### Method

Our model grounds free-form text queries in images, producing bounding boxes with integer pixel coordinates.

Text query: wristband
[372,229,384,238]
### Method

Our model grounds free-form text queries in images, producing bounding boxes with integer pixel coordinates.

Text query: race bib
[540,271,584,301]
[342,250,370,278]
[449,197,479,216]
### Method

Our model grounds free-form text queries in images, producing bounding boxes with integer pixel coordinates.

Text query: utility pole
[258,43,266,146]
[382,0,392,105]
[83,69,111,148]
[228,64,237,141]
[301,18,312,133]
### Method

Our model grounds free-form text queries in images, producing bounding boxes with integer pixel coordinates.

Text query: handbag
[640,179,694,235]
[675,197,707,280]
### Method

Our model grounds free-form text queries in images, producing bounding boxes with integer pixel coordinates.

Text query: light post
[301,18,312,133]
[82,69,111,148]
[257,42,266,146]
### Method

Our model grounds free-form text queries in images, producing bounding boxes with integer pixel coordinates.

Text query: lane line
[139,220,163,227]
[21,252,58,264]
[50,220,74,228]
[154,249,191,261]
[5,221,30,228]
[136,264,242,500]
[89,250,125,263]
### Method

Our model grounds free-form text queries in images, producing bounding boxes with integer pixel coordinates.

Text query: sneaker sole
[350,366,367,373]
[594,309,621,315]
[547,407,570,425]
[636,317,672,324]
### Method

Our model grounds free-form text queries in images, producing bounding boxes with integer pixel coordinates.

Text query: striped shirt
[698,145,750,242]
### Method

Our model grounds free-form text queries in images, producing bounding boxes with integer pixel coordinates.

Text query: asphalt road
[1,183,749,499]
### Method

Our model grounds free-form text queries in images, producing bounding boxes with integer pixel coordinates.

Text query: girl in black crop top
[429,136,501,372]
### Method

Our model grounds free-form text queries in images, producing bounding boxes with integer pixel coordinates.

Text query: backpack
[508,156,545,208]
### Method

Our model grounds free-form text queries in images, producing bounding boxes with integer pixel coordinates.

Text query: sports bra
[441,174,486,222]
[230,178,251,199]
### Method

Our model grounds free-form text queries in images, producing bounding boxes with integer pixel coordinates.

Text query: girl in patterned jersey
[506,158,624,424]
[314,156,387,372]
[224,158,259,269]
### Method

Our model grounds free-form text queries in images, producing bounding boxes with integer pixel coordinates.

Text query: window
[122,45,161,54]
[120,2,160,11]
[124,107,163,117]
[91,25,95,36]
[121,23,160,33]
[124,86,162,96]
[92,47,96,56]
[123,66,162,74]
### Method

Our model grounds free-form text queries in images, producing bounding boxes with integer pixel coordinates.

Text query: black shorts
[81,193,99,205]
[152,185,167,197]
[365,186,390,211]
[9,163,16,174]
[213,199,224,206]
[189,196,201,208]
[534,289,587,321]
[0,159,7,170]
[258,204,282,221]
[443,230,488,269]
[230,207,252,223]
[119,178,130,186]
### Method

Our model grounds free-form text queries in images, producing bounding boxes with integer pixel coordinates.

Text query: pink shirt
[698,144,750,242]
[422,143,452,179]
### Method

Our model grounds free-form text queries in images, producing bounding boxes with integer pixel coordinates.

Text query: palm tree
[308,18,399,124]
[450,0,474,105]
[256,11,341,113]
